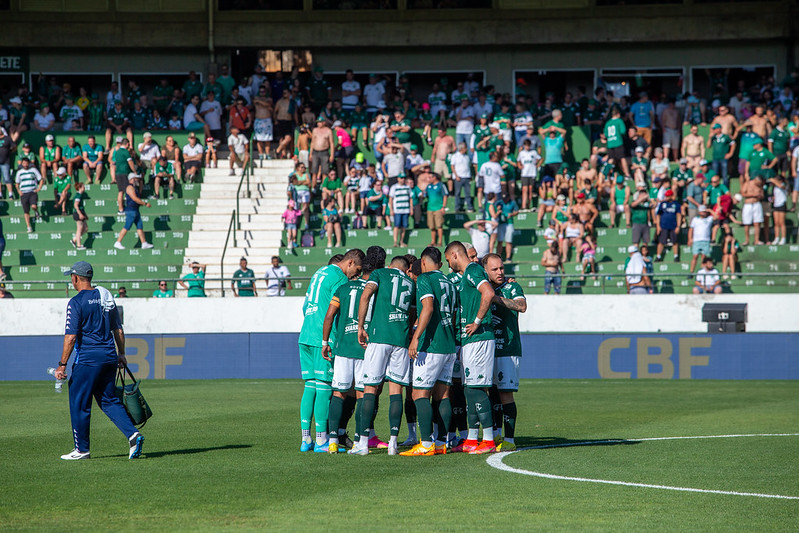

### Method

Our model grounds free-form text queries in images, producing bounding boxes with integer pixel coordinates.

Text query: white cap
[635,146,644,152]
[9,97,21,104]
[489,122,499,129]
[45,134,54,141]
[115,136,124,144]
[0,127,6,136]
[128,172,141,179]
[143,131,153,138]
[698,204,708,211]
[699,159,709,165]
[627,245,639,253]
[332,120,342,127]
[636,181,646,188]
[56,167,67,175]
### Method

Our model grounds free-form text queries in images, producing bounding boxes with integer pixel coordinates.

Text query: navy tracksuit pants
[68,363,137,452]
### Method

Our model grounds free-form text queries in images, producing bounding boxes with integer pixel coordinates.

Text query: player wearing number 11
[357,256,416,456]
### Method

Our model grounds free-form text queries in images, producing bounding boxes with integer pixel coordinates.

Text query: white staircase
[183,159,293,296]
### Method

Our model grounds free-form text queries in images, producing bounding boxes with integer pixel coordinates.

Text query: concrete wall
[1,294,796,337]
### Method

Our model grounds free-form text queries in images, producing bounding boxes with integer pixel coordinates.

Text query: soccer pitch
[2,379,797,531]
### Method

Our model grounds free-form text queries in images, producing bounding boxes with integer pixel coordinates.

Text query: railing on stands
[234,136,255,229]
[219,209,237,297]
[3,272,799,297]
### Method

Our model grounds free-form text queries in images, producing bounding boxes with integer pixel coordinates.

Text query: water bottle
[46,367,66,393]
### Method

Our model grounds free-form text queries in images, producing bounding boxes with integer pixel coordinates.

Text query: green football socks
[389,394,403,437]
[300,380,316,439]
[414,398,433,446]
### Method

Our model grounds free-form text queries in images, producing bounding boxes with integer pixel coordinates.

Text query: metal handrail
[219,209,237,297]
[235,167,250,231]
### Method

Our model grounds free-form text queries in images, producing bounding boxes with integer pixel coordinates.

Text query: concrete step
[192,221,284,231]
[188,229,282,242]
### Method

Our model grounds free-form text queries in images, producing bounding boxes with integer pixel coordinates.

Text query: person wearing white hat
[688,204,714,273]
[39,133,61,182]
[624,245,649,295]
[114,173,153,250]
[53,167,72,215]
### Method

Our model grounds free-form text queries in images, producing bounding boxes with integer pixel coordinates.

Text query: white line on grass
[486,433,799,500]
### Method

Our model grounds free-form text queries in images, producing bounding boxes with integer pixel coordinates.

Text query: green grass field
[2,379,797,531]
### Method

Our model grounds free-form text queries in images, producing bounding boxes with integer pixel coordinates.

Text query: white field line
[486,433,799,500]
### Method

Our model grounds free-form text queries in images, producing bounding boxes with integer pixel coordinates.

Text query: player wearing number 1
[357,256,416,456]
[321,246,387,455]
[298,249,364,452]
[483,253,527,451]
[444,241,496,454]
[402,247,458,456]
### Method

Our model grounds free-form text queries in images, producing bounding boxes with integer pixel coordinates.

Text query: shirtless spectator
[561,213,585,262]
[541,240,563,295]
[572,192,598,235]
[310,116,335,188]
[740,176,765,245]
[295,124,311,168]
[710,104,738,137]
[253,87,274,162]
[182,133,204,183]
[681,124,705,173]
[274,89,297,157]
[660,99,681,161]
[431,127,455,193]
[739,104,770,140]
[161,135,183,183]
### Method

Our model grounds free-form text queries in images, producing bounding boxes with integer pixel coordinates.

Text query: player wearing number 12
[402,247,458,456]
[444,241,496,454]
[298,249,364,453]
[483,253,527,451]
[357,256,416,456]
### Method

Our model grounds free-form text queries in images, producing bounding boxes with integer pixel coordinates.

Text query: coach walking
[55,261,144,460]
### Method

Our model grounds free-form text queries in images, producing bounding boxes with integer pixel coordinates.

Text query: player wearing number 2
[483,253,527,451]
[321,246,387,455]
[444,241,497,454]
[357,255,416,456]
[298,249,364,452]
[402,247,458,456]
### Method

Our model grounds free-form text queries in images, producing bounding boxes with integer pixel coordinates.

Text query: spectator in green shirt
[746,139,777,181]
[707,123,735,186]
[390,109,413,151]
[179,262,206,297]
[768,117,790,179]
[153,281,174,298]
[603,106,629,177]
[321,169,344,209]
[232,257,257,297]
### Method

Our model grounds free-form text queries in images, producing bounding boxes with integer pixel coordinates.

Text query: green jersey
[350,110,368,126]
[366,267,415,347]
[63,144,82,160]
[113,148,133,175]
[631,191,650,225]
[706,183,729,205]
[87,103,105,129]
[155,161,174,176]
[54,174,71,194]
[474,125,491,151]
[390,118,412,144]
[73,191,85,214]
[671,168,693,183]
[738,132,759,161]
[299,264,348,347]
[43,146,58,161]
[331,278,368,360]
[425,182,448,211]
[153,84,174,112]
[233,268,256,296]
[492,281,525,357]
[710,133,734,161]
[153,289,173,298]
[416,271,458,355]
[182,79,203,100]
[768,128,790,156]
[748,148,775,177]
[109,109,128,126]
[307,77,331,104]
[183,270,206,297]
[494,111,512,130]
[458,262,494,345]
[558,103,580,127]
[604,117,627,149]
[15,168,41,193]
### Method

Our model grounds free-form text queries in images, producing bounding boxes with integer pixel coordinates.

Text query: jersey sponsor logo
[388,312,407,322]
[344,322,358,334]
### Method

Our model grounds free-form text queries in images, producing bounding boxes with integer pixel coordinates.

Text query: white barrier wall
[1,294,796,336]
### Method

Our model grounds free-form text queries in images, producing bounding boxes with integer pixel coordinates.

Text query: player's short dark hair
[410,259,422,277]
[363,246,386,274]
[445,241,466,256]
[390,256,409,270]
[420,246,441,265]
[76,274,93,282]
[343,248,365,264]
[403,253,418,266]
[329,254,344,265]
[481,253,503,267]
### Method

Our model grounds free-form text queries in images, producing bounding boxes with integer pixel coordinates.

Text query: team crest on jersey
[464,368,470,377]
[498,371,504,382]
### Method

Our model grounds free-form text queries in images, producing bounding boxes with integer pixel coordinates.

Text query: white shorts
[297,190,311,204]
[363,342,410,386]
[298,150,309,167]
[614,205,625,214]
[254,118,273,141]
[412,352,456,389]
[497,223,514,243]
[460,339,495,388]
[452,349,463,381]
[494,356,520,391]
[332,356,365,392]
[742,202,764,225]
[500,129,512,142]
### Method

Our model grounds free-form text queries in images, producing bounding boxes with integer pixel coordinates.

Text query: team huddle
[297,241,527,456]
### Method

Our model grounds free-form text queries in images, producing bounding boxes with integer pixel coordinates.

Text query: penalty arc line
[486,433,799,500]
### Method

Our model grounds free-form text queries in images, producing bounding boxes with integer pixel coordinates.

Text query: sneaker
[469,440,497,455]
[169,194,175,200]
[141,242,154,249]
[496,440,517,452]
[451,439,478,453]
[113,242,125,250]
[327,442,340,455]
[76,245,87,251]
[434,443,448,455]
[348,444,368,455]
[117,210,124,216]
[313,441,330,453]
[61,449,90,460]
[399,443,435,456]
[300,439,314,452]
[341,433,354,449]
[70,239,77,248]
[27,227,33,234]
[368,435,388,449]
[387,442,399,456]
[128,432,144,459]
[400,436,419,447]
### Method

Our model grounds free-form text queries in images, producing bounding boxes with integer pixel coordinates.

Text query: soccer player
[401,247,458,456]
[483,253,527,451]
[298,249,365,452]
[55,261,144,460]
[357,256,416,456]
[322,246,387,455]
[444,241,496,454]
